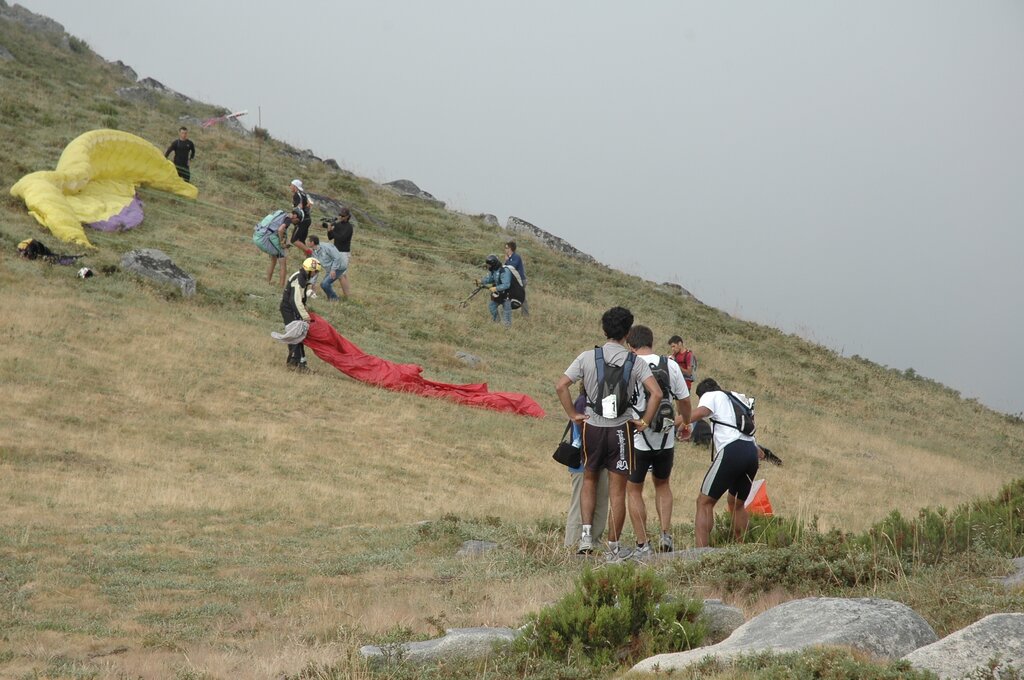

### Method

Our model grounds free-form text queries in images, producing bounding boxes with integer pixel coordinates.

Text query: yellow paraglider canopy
[10,129,198,248]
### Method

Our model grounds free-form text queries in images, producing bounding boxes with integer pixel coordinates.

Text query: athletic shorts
[581,421,632,476]
[700,438,759,501]
[290,219,311,244]
[253,231,285,258]
[628,447,674,484]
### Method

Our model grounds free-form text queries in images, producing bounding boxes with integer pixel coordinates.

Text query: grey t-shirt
[564,341,653,427]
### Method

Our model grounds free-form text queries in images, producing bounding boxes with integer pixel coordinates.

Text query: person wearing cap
[289,179,314,254]
[280,256,322,372]
[325,207,353,298]
[478,254,512,328]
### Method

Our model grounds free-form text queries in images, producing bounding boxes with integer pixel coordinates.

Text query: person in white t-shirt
[688,378,760,547]
[624,325,691,555]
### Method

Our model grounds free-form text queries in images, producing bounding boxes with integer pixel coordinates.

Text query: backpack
[255,210,285,236]
[710,391,756,437]
[680,350,697,383]
[492,265,526,309]
[634,356,676,450]
[586,346,636,419]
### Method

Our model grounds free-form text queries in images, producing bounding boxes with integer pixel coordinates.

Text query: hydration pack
[587,347,636,418]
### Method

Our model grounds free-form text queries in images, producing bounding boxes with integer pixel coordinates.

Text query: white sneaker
[605,545,633,563]
[577,534,593,555]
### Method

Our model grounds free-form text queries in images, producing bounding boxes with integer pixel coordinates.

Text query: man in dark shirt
[325,206,354,297]
[164,127,196,182]
[504,240,529,316]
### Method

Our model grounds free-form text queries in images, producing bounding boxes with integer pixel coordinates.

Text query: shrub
[515,563,705,670]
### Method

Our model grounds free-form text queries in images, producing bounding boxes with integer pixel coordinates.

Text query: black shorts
[700,438,759,501]
[581,421,632,477]
[290,219,311,244]
[628,447,674,484]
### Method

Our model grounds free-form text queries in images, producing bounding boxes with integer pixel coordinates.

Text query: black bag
[552,421,582,468]
[492,265,526,310]
[586,346,636,418]
[710,390,756,437]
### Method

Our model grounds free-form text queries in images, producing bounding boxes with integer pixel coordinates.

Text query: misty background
[18,1,1024,415]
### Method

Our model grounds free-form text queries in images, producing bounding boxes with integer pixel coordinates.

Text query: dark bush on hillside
[514,563,705,669]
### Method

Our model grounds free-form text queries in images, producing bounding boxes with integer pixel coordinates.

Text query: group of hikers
[557,306,766,559]
[237,140,768,553]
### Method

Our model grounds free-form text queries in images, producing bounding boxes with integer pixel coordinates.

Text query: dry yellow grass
[2,17,1022,679]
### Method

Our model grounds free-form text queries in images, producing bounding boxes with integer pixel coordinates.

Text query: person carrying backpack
[253,209,302,287]
[625,325,692,556]
[688,377,759,547]
[554,307,662,560]
[478,254,515,328]
[289,179,314,254]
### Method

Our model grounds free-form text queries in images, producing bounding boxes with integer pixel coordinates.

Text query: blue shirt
[481,266,511,292]
[312,242,342,275]
[505,252,526,285]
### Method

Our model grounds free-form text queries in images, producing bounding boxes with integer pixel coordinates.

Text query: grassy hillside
[2,12,1022,679]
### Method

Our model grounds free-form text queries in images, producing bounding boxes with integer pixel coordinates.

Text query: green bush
[690,647,937,679]
[515,563,705,669]
[859,478,1024,564]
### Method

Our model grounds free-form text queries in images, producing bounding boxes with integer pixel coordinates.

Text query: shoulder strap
[622,351,636,386]
[587,346,604,410]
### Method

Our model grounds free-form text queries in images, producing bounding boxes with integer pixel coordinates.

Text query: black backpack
[586,346,636,418]
[634,356,676,450]
[493,265,526,309]
[710,390,756,437]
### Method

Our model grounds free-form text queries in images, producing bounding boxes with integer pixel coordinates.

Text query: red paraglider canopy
[303,313,545,418]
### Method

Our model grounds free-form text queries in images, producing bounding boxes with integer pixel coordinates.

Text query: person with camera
[323,207,353,297]
[625,325,691,556]
[478,254,513,328]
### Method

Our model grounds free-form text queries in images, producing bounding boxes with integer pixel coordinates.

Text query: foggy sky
[17,1,1024,414]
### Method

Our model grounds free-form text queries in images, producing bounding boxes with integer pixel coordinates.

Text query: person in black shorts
[289,179,314,254]
[554,307,662,560]
[688,378,760,547]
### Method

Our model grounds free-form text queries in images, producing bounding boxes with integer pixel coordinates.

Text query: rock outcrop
[360,627,516,667]
[384,179,445,208]
[631,597,937,674]
[120,249,196,297]
[506,216,596,264]
[0,1,69,49]
[904,613,1024,679]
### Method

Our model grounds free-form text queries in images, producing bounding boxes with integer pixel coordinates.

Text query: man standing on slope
[625,325,691,555]
[688,378,759,547]
[164,127,196,182]
[555,306,662,560]
[668,335,696,441]
[289,179,314,255]
[325,207,354,298]
[280,257,322,372]
[504,240,529,316]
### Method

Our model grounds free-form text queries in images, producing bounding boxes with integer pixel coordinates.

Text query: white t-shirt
[563,342,653,428]
[697,390,755,455]
[631,353,690,451]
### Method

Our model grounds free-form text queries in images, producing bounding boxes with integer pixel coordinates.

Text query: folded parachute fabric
[303,313,546,418]
[9,129,198,248]
[270,319,310,344]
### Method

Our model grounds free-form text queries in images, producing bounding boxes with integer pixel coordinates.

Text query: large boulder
[360,627,516,667]
[120,249,196,297]
[903,613,1024,679]
[384,179,445,208]
[700,599,745,643]
[631,597,936,674]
